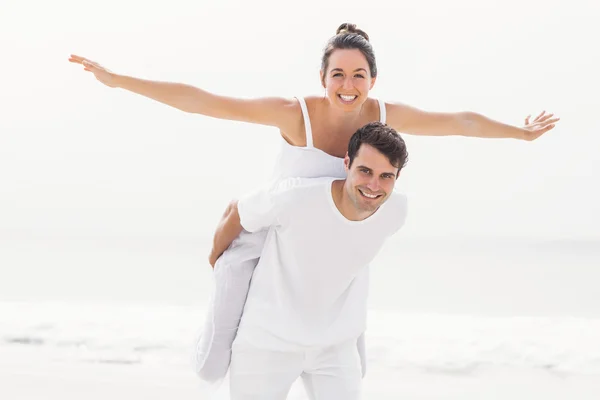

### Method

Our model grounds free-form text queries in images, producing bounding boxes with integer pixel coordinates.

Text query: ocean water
[1,236,599,377]
[1,235,599,316]
[2,301,600,377]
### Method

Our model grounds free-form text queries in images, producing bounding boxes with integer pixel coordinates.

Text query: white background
[1,0,599,314]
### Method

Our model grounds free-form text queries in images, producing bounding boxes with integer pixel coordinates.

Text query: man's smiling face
[344,144,399,214]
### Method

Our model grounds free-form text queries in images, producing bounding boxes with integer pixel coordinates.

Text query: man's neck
[331,180,377,222]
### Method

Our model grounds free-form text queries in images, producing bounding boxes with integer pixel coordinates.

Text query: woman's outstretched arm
[68,55,300,131]
[386,102,560,141]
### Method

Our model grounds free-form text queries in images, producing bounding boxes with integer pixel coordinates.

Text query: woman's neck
[318,96,367,124]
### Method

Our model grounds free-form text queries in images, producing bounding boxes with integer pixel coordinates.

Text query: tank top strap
[295,97,314,148]
[378,98,387,124]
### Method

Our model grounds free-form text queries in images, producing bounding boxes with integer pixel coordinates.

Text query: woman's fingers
[68,54,97,67]
[533,110,546,121]
[540,117,560,126]
[538,113,555,123]
[68,54,85,64]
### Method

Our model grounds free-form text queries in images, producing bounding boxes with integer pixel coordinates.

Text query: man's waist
[239,300,367,349]
[237,317,366,351]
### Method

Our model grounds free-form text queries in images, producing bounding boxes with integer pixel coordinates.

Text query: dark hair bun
[336,23,370,42]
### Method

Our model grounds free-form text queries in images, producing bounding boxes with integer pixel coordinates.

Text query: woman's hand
[522,111,560,141]
[68,54,118,88]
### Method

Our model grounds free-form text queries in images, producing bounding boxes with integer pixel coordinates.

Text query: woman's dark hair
[348,122,409,174]
[321,23,377,85]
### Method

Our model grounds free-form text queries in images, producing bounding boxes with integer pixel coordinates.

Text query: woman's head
[320,23,378,110]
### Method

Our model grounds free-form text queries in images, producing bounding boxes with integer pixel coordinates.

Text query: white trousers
[229,337,363,400]
[194,230,368,384]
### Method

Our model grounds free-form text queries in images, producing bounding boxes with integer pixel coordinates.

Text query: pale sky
[1,0,599,241]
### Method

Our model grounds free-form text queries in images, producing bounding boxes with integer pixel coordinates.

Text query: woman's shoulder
[301,95,323,110]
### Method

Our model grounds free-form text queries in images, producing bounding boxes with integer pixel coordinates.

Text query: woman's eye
[354,74,365,79]
[333,73,343,77]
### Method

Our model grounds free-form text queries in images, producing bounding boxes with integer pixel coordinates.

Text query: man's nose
[366,177,380,192]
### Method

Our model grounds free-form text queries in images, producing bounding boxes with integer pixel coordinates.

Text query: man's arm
[208,180,292,267]
[209,200,243,268]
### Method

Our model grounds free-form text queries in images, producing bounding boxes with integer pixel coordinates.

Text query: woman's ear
[369,76,377,90]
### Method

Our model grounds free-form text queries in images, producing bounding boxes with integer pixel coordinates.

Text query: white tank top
[271,97,387,181]
[222,97,388,263]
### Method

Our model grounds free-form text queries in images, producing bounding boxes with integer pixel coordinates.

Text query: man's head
[343,122,408,214]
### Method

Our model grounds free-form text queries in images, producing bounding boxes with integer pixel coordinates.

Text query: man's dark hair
[347,122,408,174]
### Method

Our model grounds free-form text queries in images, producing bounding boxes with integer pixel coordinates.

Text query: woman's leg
[195,230,266,384]
[356,332,367,378]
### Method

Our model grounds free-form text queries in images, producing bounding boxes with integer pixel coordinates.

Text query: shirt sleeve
[237,179,296,233]
[389,193,408,235]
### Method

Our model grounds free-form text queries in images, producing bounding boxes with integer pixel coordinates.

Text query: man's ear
[344,153,350,171]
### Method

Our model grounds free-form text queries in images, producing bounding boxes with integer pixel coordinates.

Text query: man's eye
[354,74,365,78]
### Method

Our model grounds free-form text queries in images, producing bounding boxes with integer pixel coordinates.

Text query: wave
[2,301,600,376]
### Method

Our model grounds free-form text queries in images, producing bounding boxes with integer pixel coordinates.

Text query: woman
[69,23,559,384]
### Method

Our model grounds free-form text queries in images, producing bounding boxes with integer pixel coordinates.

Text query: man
[211,122,409,399]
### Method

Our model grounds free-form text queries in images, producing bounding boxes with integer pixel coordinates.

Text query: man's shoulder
[272,177,335,196]
[387,191,408,209]
[261,177,335,219]
[380,191,408,233]
[237,177,333,231]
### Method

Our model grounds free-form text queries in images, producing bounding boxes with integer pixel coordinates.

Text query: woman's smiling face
[321,49,376,111]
